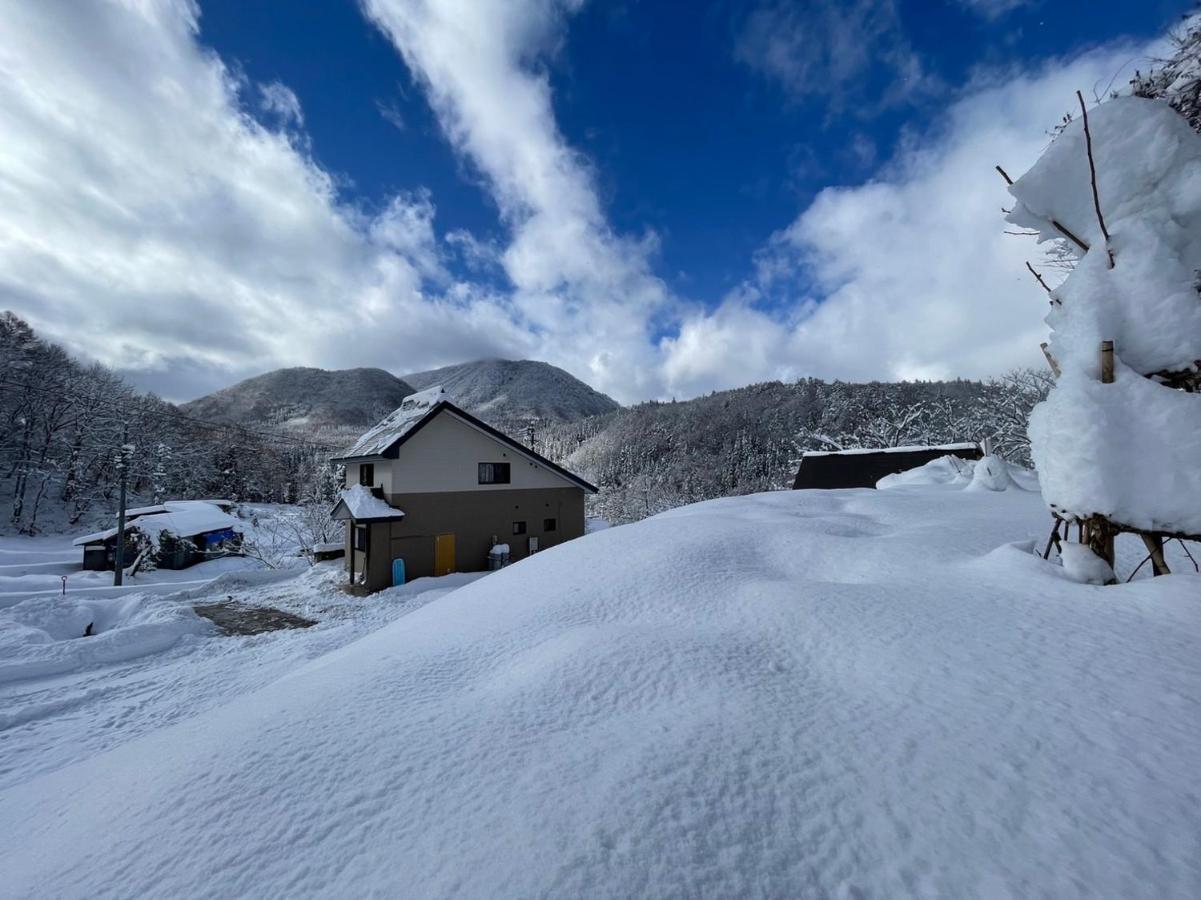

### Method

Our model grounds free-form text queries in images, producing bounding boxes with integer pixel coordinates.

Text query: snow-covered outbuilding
[330,386,597,592]
[791,443,983,490]
[74,500,243,571]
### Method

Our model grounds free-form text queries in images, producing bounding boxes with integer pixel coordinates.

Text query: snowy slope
[180,366,416,430]
[403,358,620,423]
[1,485,1199,898]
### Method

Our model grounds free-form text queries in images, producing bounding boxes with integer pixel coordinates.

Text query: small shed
[74,500,243,571]
[792,443,983,490]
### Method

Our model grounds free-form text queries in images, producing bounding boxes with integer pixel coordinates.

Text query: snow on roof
[131,507,242,545]
[801,442,978,459]
[126,499,233,519]
[73,501,241,546]
[332,484,406,522]
[339,385,448,459]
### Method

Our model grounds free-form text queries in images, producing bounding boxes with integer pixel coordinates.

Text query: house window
[543,518,557,532]
[354,525,368,552]
[512,521,527,535]
[479,462,511,484]
[359,463,375,487]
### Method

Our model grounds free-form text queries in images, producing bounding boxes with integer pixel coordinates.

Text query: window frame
[543,518,557,532]
[512,520,527,535]
[479,462,511,485]
[353,525,368,552]
[359,463,375,487]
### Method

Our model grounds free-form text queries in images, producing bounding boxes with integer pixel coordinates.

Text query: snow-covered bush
[1007,95,1201,536]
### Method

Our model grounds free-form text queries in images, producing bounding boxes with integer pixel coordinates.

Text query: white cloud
[735,0,940,112]
[258,81,303,126]
[359,0,676,400]
[956,0,1033,21]
[661,41,1156,397]
[0,0,1170,407]
[0,0,535,400]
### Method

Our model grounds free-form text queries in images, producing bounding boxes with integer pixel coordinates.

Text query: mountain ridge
[179,366,416,431]
[180,359,620,433]
[402,358,620,425]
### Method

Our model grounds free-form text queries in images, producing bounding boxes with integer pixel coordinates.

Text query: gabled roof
[337,385,448,460]
[331,389,598,493]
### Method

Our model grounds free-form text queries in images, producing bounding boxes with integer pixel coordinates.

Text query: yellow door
[434,533,455,576]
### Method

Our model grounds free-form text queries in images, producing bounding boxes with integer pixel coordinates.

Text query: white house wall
[347,461,393,494]
[391,413,575,494]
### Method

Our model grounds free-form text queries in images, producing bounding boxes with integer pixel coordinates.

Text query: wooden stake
[1076,91,1115,268]
[1041,342,1061,378]
[1139,534,1171,576]
[1101,340,1115,384]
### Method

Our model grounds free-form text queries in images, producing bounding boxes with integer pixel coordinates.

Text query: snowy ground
[1,479,1199,898]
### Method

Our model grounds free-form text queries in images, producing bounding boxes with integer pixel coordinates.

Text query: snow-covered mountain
[402,359,620,424]
[180,367,416,430]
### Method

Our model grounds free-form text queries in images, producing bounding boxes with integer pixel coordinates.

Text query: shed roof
[331,485,406,523]
[792,444,982,491]
[72,501,242,546]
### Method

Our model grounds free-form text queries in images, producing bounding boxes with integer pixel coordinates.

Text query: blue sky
[199,0,1179,307]
[0,0,1190,401]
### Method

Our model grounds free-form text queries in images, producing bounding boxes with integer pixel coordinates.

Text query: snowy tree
[1006,84,1201,574]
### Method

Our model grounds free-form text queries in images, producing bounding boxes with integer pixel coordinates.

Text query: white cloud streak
[735,0,940,112]
[359,0,674,399]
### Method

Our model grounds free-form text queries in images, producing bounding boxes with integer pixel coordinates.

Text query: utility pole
[113,424,129,587]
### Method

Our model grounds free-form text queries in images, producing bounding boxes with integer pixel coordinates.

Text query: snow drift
[1,486,1198,898]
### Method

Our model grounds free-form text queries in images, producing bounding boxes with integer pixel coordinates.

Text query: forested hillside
[538,374,1050,523]
[403,359,620,426]
[181,367,416,431]
[0,314,337,534]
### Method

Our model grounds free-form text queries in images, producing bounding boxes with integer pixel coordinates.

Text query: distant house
[791,443,983,490]
[74,500,242,571]
[330,386,597,592]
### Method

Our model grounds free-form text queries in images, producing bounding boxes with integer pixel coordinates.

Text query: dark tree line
[0,313,339,534]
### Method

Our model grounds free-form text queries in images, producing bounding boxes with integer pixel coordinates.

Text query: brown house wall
[351,487,586,592]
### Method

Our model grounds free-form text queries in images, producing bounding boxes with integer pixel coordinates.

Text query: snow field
[1,483,1197,898]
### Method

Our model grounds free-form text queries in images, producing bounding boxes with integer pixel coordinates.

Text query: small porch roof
[331,484,406,523]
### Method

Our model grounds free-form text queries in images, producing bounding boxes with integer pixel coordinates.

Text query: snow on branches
[1006,93,1201,539]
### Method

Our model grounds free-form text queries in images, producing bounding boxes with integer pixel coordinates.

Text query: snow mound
[876,453,1036,492]
[1058,542,1117,585]
[1,487,1198,898]
[0,593,210,685]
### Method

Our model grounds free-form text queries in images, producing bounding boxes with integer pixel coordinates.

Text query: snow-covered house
[74,500,242,571]
[792,443,982,490]
[330,386,598,591]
